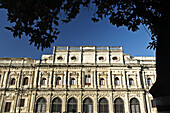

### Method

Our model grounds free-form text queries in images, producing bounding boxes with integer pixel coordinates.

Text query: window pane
[5,102,11,112]
[20,99,25,107]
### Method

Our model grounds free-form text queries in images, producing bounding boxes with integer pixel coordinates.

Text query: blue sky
[0,8,155,59]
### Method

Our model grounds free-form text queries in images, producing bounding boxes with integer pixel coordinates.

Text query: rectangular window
[5,102,11,112]
[20,99,25,107]
[151,100,156,108]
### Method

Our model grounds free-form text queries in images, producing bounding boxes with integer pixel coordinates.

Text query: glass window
[71,78,75,85]
[151,100,156,108]
[130,98,141,113]
[85,75,91,85]
[36,97,46,113]
[129,78,134,86]
[11,78,15,85]
[99,57,104,60]
[67,98,77,113]
[83,98,93,113]
[100,78,105,85]
[41,78,46,85]
[56,77,61,85]
[115,77,120,85]
[147,78,152,86]
[20,99,25,107]
[4,102,11,112]
[114,98,124,113]
[23,77,29,85]
[99,98,109,113]
[52,97,62,113]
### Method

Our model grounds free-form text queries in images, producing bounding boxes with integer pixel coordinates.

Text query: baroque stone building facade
[0,46,157,113]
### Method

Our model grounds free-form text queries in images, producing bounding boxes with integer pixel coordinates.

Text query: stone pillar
[3,72,8,88]
[82,72,85,87]
[0,94,4,113]
[112,74,115,88]
[125,93,130,113]
[145,93,151,113]
[68,72,71,87]
[49,71,53,88]
[33,69,39,88]
[38,72,41,88]
[63,71,67,88]
[123,70,127,88]
[137,70,142,88]
[94,70,97,88]
[108,70,111,88]
[78,71,81,88]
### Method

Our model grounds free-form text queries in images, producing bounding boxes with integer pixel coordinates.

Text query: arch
[115,77,120,85]
[130,98,141,113]
[100,78,105,85]
[67,97,77,113]
[56,77,61,85]
[41,78,46,85]
[114,98,124,113]
[147,78,152,86]
[52,97,62,113]
[23,77,29,85]
[36,97,46,113]
[99,98,109,113]
[83,97,93,113]
[11,78,15,85]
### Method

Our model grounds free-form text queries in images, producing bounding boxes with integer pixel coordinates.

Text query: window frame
[4,102,11,112]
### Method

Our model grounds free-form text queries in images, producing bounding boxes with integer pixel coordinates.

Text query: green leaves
[0,0,163,50]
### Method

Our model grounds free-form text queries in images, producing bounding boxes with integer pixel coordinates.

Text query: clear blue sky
[0,8,155,59]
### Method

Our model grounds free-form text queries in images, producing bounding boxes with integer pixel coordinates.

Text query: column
[94,70,97,88]
[122,70,127,88]
[137,70,142,88]
[68,72,70,87]
[125,93,130,113]
[29,92,36,113]
[3,72,8,88]
[38,72,42,88]
[82,71,85,87]
[91,71,94,88]
[108,70,111,88]
[145,93,151,113]
[78,71,81,88]
[49,71,53,88]
[33,69,39,88]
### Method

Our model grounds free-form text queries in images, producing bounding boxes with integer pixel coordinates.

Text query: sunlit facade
[0,46,157,113]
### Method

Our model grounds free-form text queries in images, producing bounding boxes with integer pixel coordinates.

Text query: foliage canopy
[0,0,168,50]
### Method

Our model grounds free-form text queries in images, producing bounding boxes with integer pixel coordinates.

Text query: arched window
[56,77,61,85]
[114,98,124,113]
[147,78,152,86]
[67,98,77,113]
[100,78,105,85]
[85,75,91,85]
[23,77,29,85]
[36,97,46,113]
[11,78,15,85]
[52,97,62,113]
[41,78,46,85]
[115,77,120,85]
[99,98,109,113]
[129,78,134,86]
[71,78,75,85]
[130,98,141,113]
[83,98,93,113]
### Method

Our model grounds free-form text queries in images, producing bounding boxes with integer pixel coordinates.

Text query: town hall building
[0,46,157,113]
